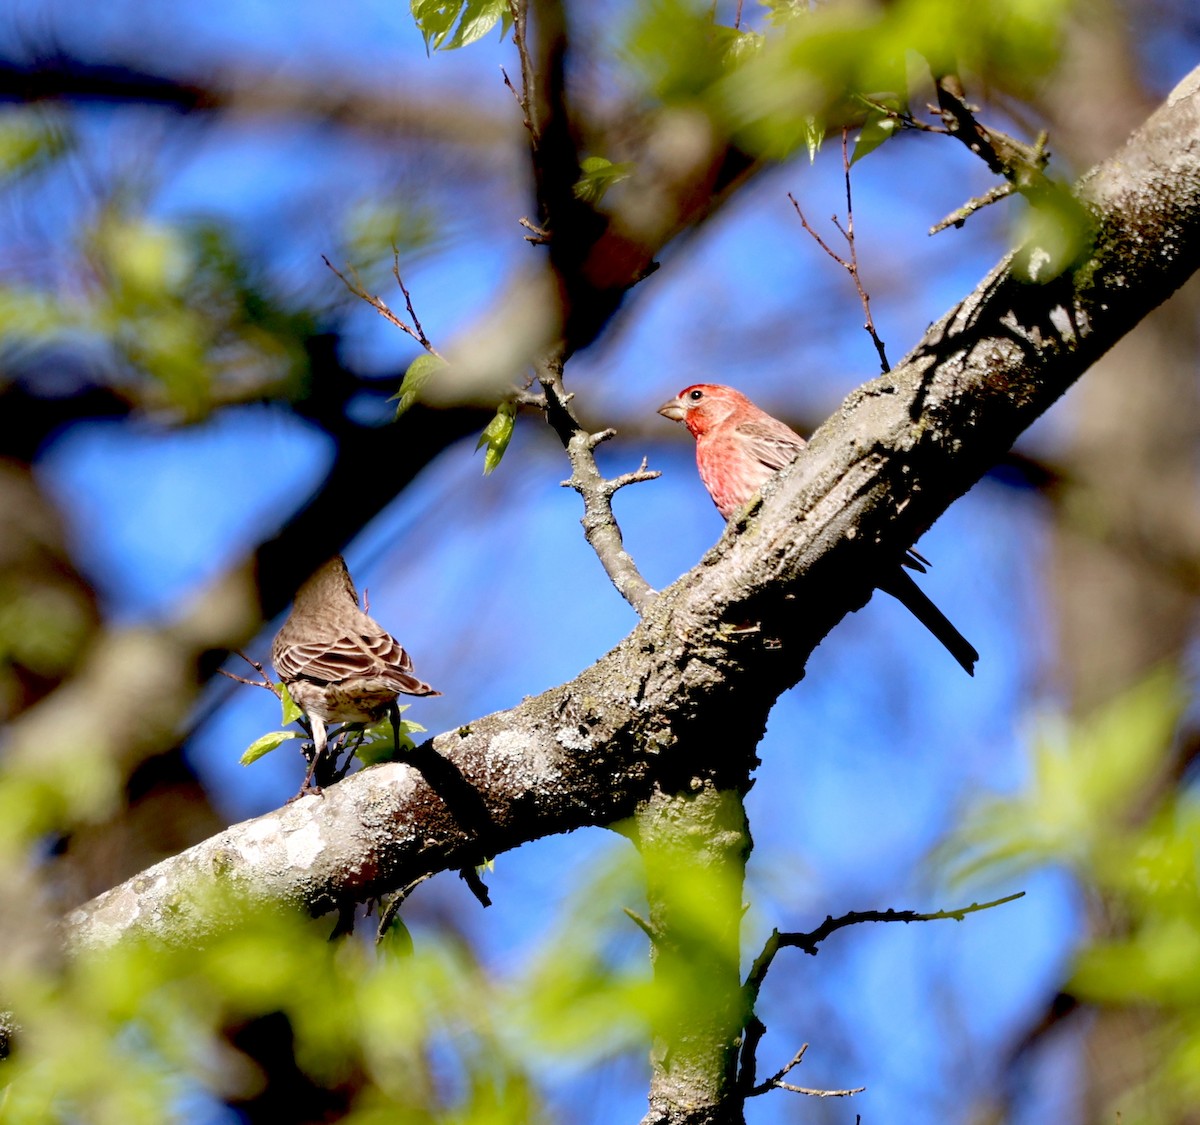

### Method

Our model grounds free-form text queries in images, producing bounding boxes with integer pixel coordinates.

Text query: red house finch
[658,383,978,675]
[272,556,440,792]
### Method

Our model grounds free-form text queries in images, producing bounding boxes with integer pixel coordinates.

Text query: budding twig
[322,252,443,359]
[788,130,890,373]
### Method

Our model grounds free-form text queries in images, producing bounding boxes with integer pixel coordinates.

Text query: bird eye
[688,389,704,401]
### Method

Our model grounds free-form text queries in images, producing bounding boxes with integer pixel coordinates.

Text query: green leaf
[240,730,302,767]
[353,711,427,767]
[378,913,414,958]
[279,683,303,727]
[391,352,447,418]
[573,157,636,205]
[851,109,900,164]
[475,401,516,475]
[410,0,511,53]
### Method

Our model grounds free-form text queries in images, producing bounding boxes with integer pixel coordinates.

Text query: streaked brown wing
[275,627,438,695]
[732,417,805,473]
[272,634,376,683]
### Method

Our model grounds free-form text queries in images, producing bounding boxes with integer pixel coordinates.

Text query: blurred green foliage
[942,669,1200,1117]
[0,844,748,1121]
[0,108,71,181]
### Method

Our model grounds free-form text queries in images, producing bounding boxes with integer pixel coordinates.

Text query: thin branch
[216,668,271,690]
[782,891,1026,958]
[858,95,950,137]
[773,1080,866,1098]
[747,1042,808,1097]
[322,255,443,359]
[933,75,1050,189]
[535,354,659,614]
[738,892,1024,1091]
[376,871,434,944]
[745,1041,865,1099]
[506,0,538,140]
[217,650,282,698]
[518,215,551,244]
[788,130,890,372]
[930,181,1016,235]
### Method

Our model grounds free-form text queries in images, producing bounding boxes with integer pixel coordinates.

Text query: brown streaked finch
[658,383,978,675]
[272,556,440,793]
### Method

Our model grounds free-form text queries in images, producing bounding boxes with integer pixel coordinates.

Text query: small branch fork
[217,650,282,700]
[737,891,1024,1100]
[789,129,890,373]
[535,353,660,615]
[322,250,443,359]
[857,76,1051,235]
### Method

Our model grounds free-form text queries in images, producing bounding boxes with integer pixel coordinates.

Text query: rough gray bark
[66,66,1200,955]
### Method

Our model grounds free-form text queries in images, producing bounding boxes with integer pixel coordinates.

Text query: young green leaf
[410,0,511,54]
[392,352,447,417]
[475,401,516,475]
[353,712,426,767]
[573,157,635,205]
[851,110,900,164]
[279,683,303,727]
[240,730,302,767]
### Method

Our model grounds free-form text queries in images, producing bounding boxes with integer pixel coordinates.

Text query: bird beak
[657,397,686,422]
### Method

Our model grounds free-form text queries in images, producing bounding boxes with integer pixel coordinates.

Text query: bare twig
[788,130,890,372]
[216,668,271,690]
[773,1080,866,1098]
[518,215,551,244]
[748,1042,809,1096]
[506,0,538,139]
[217,650,282,698]
[738,891,1024,1092]
[859,95,949,137]
[779,891,1026,959]
[745,1041,865,1099]
[930,181,1016,235]
[322,254,443,359]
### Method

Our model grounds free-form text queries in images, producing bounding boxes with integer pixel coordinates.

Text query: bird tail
[387,672,442,697]
[878,567,978,676]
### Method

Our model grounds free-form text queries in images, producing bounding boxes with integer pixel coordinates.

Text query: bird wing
[273,626,437,694]
[731,417,806,473]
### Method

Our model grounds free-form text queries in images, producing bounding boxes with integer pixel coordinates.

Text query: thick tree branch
[65,66,1200,949]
